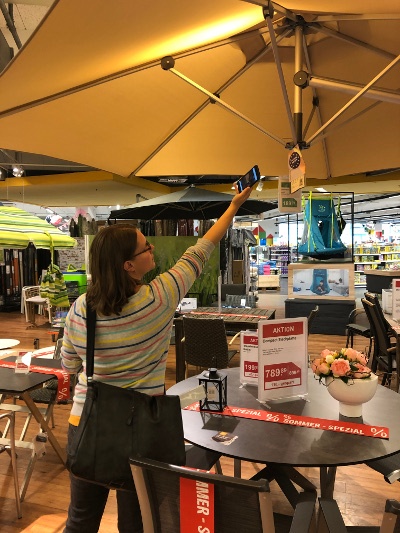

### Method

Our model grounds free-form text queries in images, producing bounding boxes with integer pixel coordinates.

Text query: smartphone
[236,165,261,192]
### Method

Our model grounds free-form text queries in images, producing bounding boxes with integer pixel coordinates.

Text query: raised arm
[202,186,253,245]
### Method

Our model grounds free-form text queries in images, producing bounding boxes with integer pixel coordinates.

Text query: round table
[168,368,400,498]
[0,339,20,350]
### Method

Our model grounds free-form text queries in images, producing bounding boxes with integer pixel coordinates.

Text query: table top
[182,307,275,324]
[168,368,400,468]
[0,357,62,394]
[0,339,20,350]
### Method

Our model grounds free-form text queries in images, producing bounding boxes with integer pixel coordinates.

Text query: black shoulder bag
[66,304,186,490]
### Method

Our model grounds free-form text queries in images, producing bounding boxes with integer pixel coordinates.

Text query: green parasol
[0,206,76,249]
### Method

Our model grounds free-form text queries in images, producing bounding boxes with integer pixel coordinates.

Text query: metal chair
[182,316,238,376]
[361,298,397,388]
[307,305,319,335]
[0,411,22,518]
[345,307,373,357]
[130,456,317,533]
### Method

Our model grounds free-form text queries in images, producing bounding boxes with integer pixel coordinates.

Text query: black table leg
[320,466,337,499]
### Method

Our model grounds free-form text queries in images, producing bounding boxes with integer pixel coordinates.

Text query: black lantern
[198,368,227,412]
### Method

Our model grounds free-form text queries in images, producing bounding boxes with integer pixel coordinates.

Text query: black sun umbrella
[109,186,276,221]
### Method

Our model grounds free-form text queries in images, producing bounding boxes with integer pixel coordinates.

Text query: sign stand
[257,317,308,402]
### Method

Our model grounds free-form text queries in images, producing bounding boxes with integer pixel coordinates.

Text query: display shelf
[353,244,400,282]
[269,245,291,276]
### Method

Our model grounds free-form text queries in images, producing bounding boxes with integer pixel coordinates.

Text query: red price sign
[244,361,258,378]
[263,362,301,390]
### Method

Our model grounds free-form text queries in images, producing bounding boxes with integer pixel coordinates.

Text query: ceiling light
[0,169,5,181]
[315,187,327,192]
[12,164,24,177]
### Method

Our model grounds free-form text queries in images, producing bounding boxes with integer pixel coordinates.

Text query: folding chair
[0,411,22,518]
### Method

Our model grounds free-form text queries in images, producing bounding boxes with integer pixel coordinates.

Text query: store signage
[278,176,302,213]
[257,317,308,402]
[392,279,400,321]
[239,331,259,385]
[184,403,389,439]
[288,146,306,193]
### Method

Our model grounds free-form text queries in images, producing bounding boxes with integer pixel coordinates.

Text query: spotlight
[12,164,24,177]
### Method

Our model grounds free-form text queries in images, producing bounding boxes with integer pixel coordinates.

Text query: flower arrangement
[311,348,372,384]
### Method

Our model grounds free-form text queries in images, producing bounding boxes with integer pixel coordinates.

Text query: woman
[61,185,253,532]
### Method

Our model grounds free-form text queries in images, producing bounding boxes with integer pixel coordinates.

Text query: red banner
[262,321,304,337]
[180,477,214,533]
[0,360,70,401]
[185,403,389,439]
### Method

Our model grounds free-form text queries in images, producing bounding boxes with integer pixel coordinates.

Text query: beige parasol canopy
[0,0,398,179]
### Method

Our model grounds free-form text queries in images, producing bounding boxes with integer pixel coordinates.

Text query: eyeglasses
[131,240,152,258]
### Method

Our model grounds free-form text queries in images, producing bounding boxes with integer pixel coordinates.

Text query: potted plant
[311,348,378,417]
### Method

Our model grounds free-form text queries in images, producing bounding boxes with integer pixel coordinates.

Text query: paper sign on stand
[391,279,400,321]
[258,317,308,402]
[239,331,259,386]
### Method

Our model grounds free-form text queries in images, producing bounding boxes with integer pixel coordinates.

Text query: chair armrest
[288,492,317,533]
[316,498,347,533]
[229,332,241,344]
[347,308,365,323]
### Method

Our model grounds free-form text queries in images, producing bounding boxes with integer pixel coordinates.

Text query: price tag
[240,331,259,385]
[263,362,302,390]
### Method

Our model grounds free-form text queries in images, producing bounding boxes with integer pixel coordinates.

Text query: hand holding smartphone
[236,165,261,192]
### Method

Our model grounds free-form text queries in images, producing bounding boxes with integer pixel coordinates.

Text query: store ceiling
[0,1,399,224]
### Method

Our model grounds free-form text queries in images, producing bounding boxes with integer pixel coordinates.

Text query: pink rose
[321,349,334,358]
[311,359,322,375]
[330,358,351,377]
[317,362,330,376]
[355,353,367,365]
[343,348,361,361]
[352,364,372,379]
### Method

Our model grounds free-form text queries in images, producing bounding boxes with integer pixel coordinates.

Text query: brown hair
[87,224,141,316]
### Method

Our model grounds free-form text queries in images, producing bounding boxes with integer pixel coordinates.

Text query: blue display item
[310,268,331,295]
[298,194,347,258]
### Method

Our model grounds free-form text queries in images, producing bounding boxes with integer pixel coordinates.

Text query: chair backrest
[130,456,275,533]
[221,284,246,301]
[22,286,40,300]
[365,291,391,331]
[307,306,319,335]
[183,316,229,368]
[362,298,393,355]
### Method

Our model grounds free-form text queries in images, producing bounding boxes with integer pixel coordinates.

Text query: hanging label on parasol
[288,146,306,193]
[278,176,302,213]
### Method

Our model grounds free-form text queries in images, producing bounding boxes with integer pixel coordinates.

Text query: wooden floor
[1,307,400,531]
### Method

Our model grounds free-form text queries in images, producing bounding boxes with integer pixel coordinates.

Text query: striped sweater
[61,238,214,417]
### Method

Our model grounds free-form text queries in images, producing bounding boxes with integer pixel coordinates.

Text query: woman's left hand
[231,185,253,208]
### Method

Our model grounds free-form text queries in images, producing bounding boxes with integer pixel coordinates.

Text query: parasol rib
[307,54,400,145]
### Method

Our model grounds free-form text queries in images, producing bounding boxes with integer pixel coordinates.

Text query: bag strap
[86,303,97,382]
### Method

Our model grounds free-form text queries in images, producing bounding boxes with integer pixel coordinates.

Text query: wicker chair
[182,316,238,375]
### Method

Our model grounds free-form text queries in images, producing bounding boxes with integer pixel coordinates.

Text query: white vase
[325,373,379,417]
